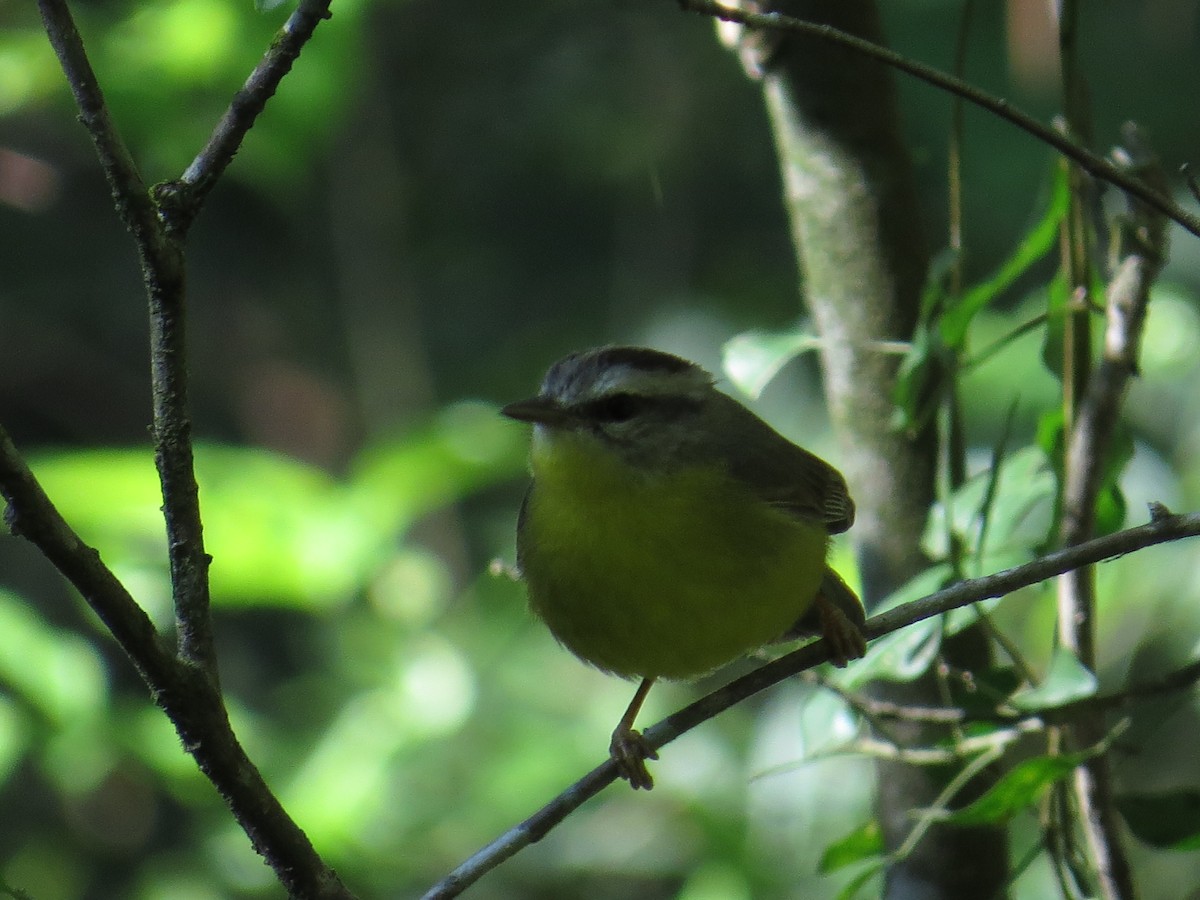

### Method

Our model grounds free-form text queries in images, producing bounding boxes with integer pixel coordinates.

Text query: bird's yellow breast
[519,432,828,679]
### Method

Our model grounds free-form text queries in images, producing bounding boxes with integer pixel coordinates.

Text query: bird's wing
[713,395,855,534]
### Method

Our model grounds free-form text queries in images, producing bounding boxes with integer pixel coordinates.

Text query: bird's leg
[610,677,659,790]
[815,592,867,667]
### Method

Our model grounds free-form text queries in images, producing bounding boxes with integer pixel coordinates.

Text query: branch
[148,273,220,675]
[35,0,165,256]
[810,655,1200,734]
[0,429,177,684]
[421,506,1200,899]
[1062,126,1168,555]
[679,0,1200,241]
[33,5,348,894]
[0,424,356,899]
[41,0,335,685]
[162,0,335,234]
[1056,123,1167,900]
[36,0,217,673]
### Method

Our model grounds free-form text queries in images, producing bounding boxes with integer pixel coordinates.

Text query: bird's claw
[817,594,867,667]
[610,726,658,790]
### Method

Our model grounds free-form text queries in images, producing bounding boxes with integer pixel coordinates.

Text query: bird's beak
[501,395,574,427]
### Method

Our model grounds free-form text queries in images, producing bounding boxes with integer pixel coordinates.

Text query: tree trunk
[732,2,1009,896]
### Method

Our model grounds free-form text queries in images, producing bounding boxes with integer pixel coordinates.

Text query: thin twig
[166,0,335,233]
[805,671,967,725]
[1053,9,1111,888]
[893,743,1006,859]
[422,506,1200,899]
[35,0,164,254]
[678,0,1200,241]
[964,311,1050,370]
[799,670,906,746]
[813,656,1200,729]
[1062,130,1167,545]
[847,737,998,766]
[1058,123,1166,900]
[0,428,176,683]
[1045,781,1091,900]
[947,0,973,298]
[148,269,218,672]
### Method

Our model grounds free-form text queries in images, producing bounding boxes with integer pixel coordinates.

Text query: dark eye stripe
[576,392,706,426]
[580,392,643,422]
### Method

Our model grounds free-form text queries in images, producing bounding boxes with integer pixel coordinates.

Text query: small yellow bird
[503,346,865,789]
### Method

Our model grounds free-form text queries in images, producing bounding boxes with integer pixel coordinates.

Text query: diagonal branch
[0,427,176,684]
[421,505,1200,899]
[1057,123,1167,900]
[165,0,335,234]
[35,0,164,256]
[679,0,1200,241]
[0,423,356,900]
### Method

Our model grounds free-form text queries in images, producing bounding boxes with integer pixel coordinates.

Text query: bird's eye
[585,392,643,423]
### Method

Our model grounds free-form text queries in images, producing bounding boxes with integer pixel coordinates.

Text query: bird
[502,346,866,789]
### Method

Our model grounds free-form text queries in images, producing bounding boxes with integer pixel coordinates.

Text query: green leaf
[891,319,949,435]
[918,247,962,320]
[1038,273,1071,380]
[821,820,883,873]
[1034,397,1133,538]
[1036,407,1066,480]
[890,248,962,433]
[835,861,884,900]
[1094,482,1127,536]
[721,328,822,400]
[0,696,29,792]
[922,445,1056,562]
[870,563,956,617]
[1093,424,1135,535]
[946,751,1091,825]
[1117,791,1200,850]
[940,168,1071,348]
[1009,647,1097,712]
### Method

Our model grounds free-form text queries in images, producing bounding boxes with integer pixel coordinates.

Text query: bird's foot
[610,725,658,790]
[817,593,867,667]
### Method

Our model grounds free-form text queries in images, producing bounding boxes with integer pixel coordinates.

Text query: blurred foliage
[2,0,1200,898]
[29,401,523,614]
[0,0,365,192]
